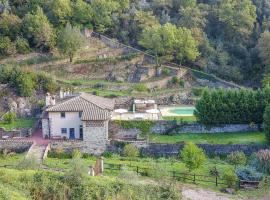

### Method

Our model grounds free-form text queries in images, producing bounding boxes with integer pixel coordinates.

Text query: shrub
[209,166,219,177]
[123,144,139,158]
[192,87,205,96]
[118,167,140,184]
[171,76,179,84]
[0,36,16,56]
[263,104,270,143]
[102,151,113,158]
[227,151,247,168]
[180,142,206,172]
[0,185,11,200]
[255,149,270,174]
[236,166,264,181]
[134,83,148,92]
[17,157,39,170]
[148,161,170,179]
[116,120,155,135]
[162,68,170,76]
[3,112,16,124]
[223,169,237,188]
[15,37,30,54]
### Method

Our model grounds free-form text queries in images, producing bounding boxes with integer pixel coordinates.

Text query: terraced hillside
[0,33,240,103]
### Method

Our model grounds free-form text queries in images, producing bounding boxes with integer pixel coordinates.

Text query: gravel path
[182,187,234,200]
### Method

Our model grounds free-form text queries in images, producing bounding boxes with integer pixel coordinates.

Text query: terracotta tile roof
[46,93,114,120]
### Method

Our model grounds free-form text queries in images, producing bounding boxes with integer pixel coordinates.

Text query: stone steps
[26,144,47,164]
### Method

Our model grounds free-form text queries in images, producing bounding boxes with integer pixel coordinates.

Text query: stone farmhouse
[42,92,115,151]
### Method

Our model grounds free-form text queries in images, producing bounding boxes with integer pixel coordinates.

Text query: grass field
[149,132,267,145]
[0,118,36,131]
[0,153,25,166]
[162,116,197,122]
[44,155,234,178]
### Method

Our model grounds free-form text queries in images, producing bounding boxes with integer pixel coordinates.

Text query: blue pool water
[169,107,195,116]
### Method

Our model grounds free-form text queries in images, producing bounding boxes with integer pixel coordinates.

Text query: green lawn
[162,116,197,122]
[149,132,267,145]
[0,118,36,131]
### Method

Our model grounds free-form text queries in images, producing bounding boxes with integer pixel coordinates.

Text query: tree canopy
[57,23,86,62]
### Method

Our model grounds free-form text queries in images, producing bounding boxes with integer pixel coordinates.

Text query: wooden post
[193,174,196,183]
[136,166,139,174]
[100,157,104,173]
[216,176,218,186]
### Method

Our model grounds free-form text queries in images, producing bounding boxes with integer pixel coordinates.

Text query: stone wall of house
[42,118,49,138]
[82,120,109,154]
[109,141,270,156]
[0,140,33,153]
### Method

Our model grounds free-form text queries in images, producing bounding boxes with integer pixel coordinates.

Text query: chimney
[50,96,56,106]
[45,93,51,106]
[60,89,64,99]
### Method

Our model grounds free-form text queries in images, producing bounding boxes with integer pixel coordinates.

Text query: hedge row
[194,87,270,125]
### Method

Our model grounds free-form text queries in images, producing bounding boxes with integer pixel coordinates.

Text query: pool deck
[159,106,194,117]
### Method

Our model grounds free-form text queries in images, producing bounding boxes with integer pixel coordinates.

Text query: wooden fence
[103,162,258,189]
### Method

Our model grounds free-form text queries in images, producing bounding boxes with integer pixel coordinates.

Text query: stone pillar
[88,166,95,176]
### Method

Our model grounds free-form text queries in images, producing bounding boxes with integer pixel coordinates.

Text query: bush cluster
[115,120,155,135]
[0,65,57,97]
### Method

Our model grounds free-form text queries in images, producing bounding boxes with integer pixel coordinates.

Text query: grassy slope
[0,153,25,166]
[0,118,35,131]
[44,156,234,178]
[149,132,267,145]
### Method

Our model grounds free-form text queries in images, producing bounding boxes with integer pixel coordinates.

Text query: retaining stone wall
[109,141,270,156]
[0,140,33,153]
[151,122,261,134]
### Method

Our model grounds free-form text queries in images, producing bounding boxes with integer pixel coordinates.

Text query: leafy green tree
[181,142,206,172]
[139,23,199,64]
[49,0,72,25]
[257,31,270,71]
[57,23,86,62]
[0,11,22,40]
[90,0,120,32]
[14,72,35,97]
[263,104,270,143]
[227,151,247,169]
[217,0,256,39]
[123,144,139,158]
[72,0,93,26]
[23,7,55,51]
[223,169,237,188]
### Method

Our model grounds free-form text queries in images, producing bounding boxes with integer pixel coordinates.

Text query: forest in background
[1,0,270,87]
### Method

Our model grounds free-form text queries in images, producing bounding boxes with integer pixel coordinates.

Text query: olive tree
[57,23,86,62]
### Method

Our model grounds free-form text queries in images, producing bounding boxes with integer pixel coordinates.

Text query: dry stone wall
[0,140,32,153]
[109,141,270,156]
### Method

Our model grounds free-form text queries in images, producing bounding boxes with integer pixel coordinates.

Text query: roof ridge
[79,94,107,110]
[46,95,80,111]
[79,96,106,110]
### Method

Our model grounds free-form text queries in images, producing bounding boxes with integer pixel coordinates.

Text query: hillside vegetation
[0,0,269,87]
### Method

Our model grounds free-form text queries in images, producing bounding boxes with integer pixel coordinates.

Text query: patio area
[111,112,160,120]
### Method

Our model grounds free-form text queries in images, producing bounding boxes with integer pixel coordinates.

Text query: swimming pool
[168,107,195,116]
